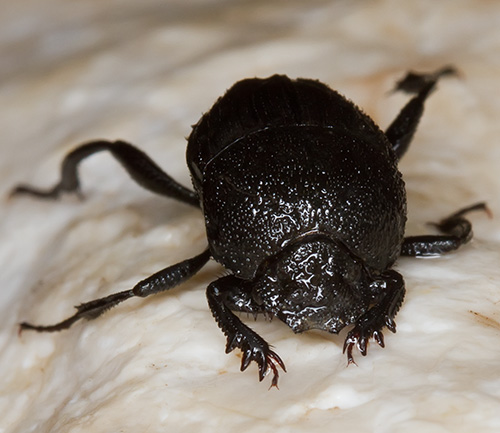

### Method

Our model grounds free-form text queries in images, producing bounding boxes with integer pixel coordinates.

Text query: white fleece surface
[1,1,500,432]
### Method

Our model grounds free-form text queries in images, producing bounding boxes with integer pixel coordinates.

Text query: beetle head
[254,234,371,334]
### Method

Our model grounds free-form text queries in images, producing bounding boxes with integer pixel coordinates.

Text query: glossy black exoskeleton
[12,66,487,387]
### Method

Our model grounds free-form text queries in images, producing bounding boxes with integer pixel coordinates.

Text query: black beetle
[13,66,486,387]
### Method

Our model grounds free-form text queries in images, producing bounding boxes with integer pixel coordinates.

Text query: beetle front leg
[206,275,286,388]
[343,270,405,365]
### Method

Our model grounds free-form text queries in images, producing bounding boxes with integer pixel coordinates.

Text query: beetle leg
[10,140,199,207]
[206,275,286,388]
[343,270,405,365]
[401,202,489,257]
[385,66,458,161]
[20,249,210,333]
[222,283,269,320]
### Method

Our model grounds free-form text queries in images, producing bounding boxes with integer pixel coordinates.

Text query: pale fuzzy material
[1,0,500,432]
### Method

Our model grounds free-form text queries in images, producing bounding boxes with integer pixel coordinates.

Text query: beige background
[1,0,500,432]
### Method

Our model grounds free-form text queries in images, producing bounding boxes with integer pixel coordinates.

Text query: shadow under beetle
[13,66,487,387]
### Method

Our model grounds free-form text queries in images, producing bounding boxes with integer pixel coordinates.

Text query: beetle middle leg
[343,270,405,365]
[385,66,458,160]
[10,140,199,207]
[206,275,286,388]
[401,202,489,257]
[20,249,210,332]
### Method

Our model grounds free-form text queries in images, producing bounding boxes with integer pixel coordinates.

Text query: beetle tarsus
[11,184,63,200]
[19,289,135,333]
[266,350,286,389]
[231,329,286,387]
[394,65,458,94]
[241,345,286,388]
[343,338,358,366]
[401,202,489,257]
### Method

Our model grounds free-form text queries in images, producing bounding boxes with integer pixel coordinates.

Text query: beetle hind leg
[206,275,286,388]
[10,139,199,207]
[385,66,458,161]
[393,65,457,95]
